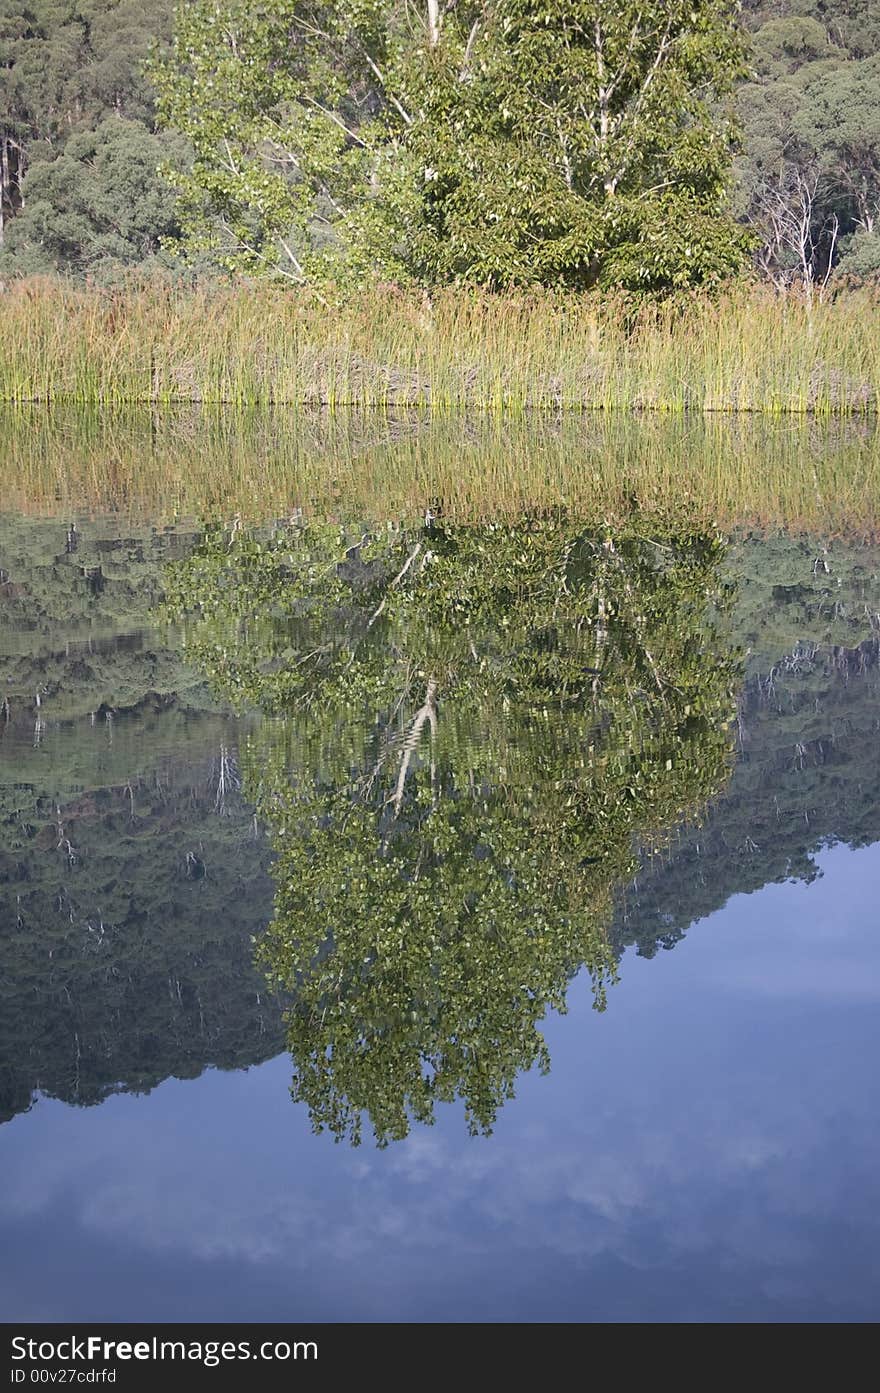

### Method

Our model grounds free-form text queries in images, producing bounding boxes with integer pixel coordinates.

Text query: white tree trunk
[427,0,441,46]
[0,133,8,246]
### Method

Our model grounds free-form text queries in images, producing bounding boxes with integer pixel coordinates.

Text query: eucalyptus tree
[167,511,740,1144]
[736,1,880,287]
[795,56,880,242]
[0,118,186,278]
[153,0,750,292]
[0,0,175,271]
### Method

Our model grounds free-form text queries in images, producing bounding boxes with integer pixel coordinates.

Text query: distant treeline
[0,2,878,293]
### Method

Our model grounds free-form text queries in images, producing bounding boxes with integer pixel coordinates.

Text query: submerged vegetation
[0,282,879,413]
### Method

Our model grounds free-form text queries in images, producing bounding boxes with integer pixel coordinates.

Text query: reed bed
[2,406,879,537]
[0,279,877,413]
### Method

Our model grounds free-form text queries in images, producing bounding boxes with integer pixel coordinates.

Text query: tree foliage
[0,1,177,277]
[4,2,880,288]
[166,512,739,1143]
[0,117,186,276]
[152,1,750,293]
[737,0,880,288]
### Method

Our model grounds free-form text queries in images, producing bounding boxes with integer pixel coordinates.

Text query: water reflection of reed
[3,406,880,537]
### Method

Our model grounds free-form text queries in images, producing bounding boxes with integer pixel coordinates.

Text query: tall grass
[0,278,877,413]
[3,406,879,536]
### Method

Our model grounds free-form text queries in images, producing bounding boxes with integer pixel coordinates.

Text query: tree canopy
[3,1,879,288]
[150,0,751,293]
[0,117,186,275]
[736,0,880,288]
[166,511,739,1143]
[0,0,176,278]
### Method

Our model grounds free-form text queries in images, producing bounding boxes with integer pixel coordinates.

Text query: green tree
[741,2,880,63]
[736,1,880,288]
[154,1,751,293]
[0,1,175,270]
[167,512,739,1144]
[796,55,880,238]
[0,118,185,277]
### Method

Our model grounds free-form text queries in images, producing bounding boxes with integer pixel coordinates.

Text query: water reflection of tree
[167,512,740,1145]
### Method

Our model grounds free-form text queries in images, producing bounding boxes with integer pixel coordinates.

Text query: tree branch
[366,543,423,629]
[390,679,438,817]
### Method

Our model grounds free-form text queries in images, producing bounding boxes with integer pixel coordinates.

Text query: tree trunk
[391,679,438,817]
[427,0,441,46]
[0,132,8,246]
[0,131,22,245]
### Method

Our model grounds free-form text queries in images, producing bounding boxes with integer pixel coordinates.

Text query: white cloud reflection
[1,843,878,1319]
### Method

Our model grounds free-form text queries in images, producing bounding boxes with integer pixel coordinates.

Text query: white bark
[391,680,438,816]
[755,166,827,296]
[0,133,7,246]
[427,0,441,47]
[366,543,423,629]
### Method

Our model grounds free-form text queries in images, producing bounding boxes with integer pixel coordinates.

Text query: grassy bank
[3,407,879,536]
[0,280,878,413]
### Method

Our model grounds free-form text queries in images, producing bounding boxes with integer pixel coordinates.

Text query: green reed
[0,279,878,413]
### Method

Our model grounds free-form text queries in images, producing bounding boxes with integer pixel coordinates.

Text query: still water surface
[2,843,878,1323]
[2,420,879,1321]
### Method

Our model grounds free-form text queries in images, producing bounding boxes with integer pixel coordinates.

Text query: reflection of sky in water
[2,841,878,1323]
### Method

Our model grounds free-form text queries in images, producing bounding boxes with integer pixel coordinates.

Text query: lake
[1,411,879,1322]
